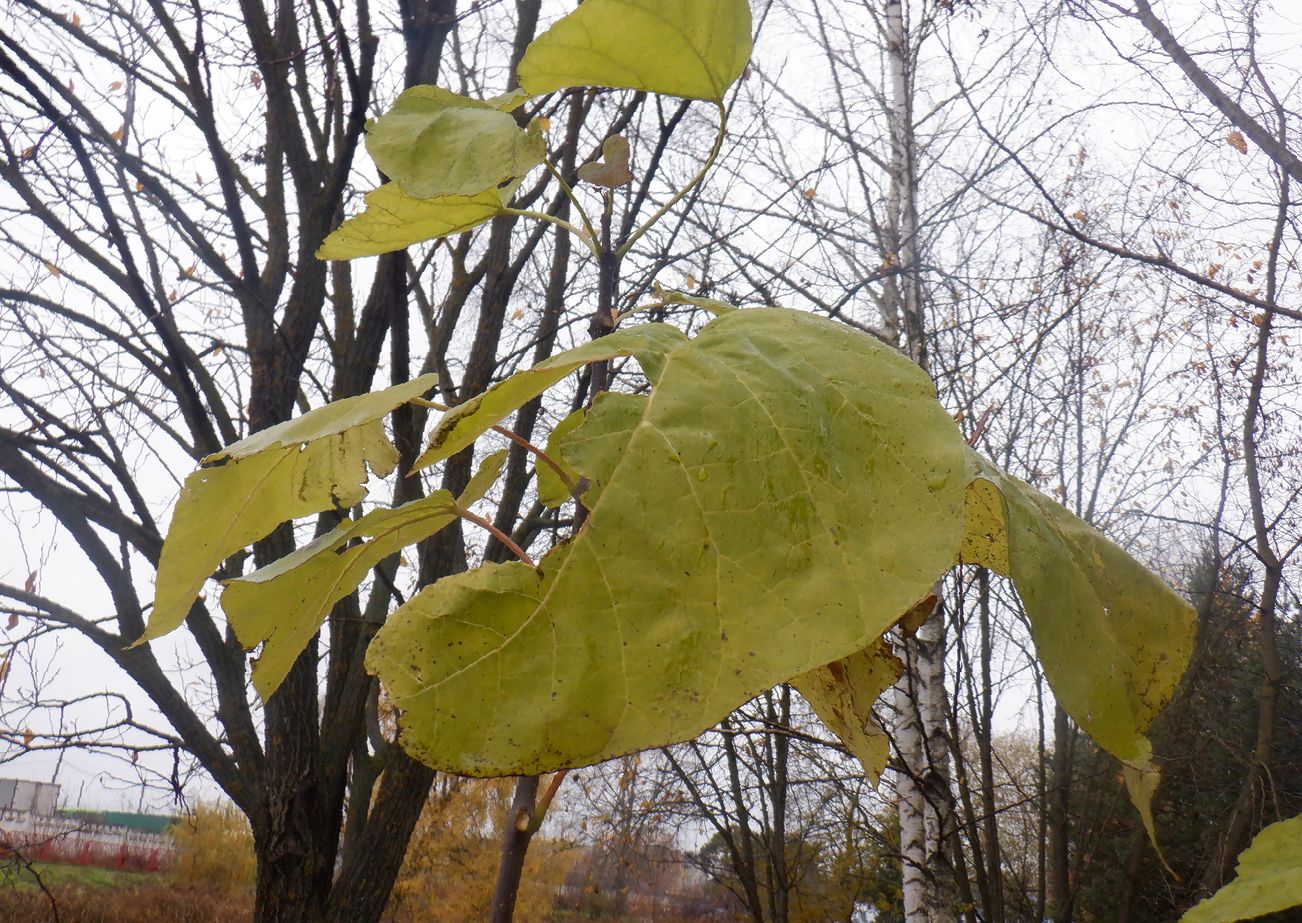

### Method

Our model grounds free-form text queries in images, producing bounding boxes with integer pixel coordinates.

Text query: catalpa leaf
[1180,814,1302,923]
[224,450,506,700]
[369,309,968,775]
[960,455,1195,764]
[141,375,438,644]
[654,285,738,316]
[960,452,1196,845]
[792,639,903,784]
[366,86,544,199]
[517,0,752,102]
[535,408,586,509]
[411,322,687,472]
[317,183,513,260]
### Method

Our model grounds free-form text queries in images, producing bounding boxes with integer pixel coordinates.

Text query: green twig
[501,207,600,258]
[543,157,599,244]
[618,101,727,258]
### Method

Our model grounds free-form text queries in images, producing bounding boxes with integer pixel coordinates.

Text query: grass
[0,862,253,923]
[1,861,158,891]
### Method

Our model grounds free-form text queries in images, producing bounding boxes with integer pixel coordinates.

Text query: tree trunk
[1199,164,1289,896]
[882,1,956,920]
[1046,705,1074,923]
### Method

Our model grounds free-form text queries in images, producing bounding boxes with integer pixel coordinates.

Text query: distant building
[0,791,176,872]
[0,777,59,816]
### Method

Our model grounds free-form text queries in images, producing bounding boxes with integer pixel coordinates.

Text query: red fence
[0,808,175,872]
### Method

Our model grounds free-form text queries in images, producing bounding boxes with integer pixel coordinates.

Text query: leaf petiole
[618,101,728,259]
[454,506,536,567]
[542,157,600,245]
[409,397,583,502]
[530,768,569,830]
[500,207,601,258]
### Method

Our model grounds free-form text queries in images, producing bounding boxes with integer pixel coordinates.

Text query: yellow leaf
[140,375,438,644]
[365,87,545,199]
[517,0,752,102]
[42,260,60,277]
[109,80,123,92]
[1181,815,1302,922]
[960,452,1195,851]
[1226,130,1248,155]
[793,639,903,784]
[318,182,512,260]
[111,125,125,143]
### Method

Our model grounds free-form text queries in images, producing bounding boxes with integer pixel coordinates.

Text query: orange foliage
[385,777,577,922]
[168,801,256,891]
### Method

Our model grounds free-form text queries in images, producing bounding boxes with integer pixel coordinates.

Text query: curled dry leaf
[577,135,632,188]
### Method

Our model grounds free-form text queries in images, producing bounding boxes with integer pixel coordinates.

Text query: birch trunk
[882,1,958,920]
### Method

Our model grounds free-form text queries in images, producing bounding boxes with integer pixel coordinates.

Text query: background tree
[0,1,705,919]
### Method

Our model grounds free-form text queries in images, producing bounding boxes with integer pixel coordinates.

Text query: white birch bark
[881,1,958,920]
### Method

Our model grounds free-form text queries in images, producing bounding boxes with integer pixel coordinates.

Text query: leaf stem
[530,768,569,831]
[613,299,678,325]
[501,207,601,259]
[409,397,582,501]
[542,157,600,244]
[617,101,728,259]
[455,507,535,567]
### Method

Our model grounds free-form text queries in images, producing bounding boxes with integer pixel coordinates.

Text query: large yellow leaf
[366,86,543,199]
[960,452,1196,844]
[1181,814,1302,923]
[223,450,506,700]
[367,307,1193,788]
[517,0,753,102]
[316,183,512,260]
[140,375,437,644]
[369,309,968,775]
